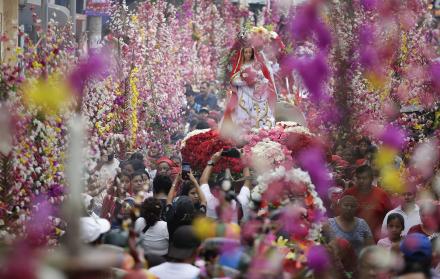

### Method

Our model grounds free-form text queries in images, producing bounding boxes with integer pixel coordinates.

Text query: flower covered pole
[63,114,86,256]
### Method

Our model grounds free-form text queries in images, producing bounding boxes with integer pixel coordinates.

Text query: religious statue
[223,30,279,131]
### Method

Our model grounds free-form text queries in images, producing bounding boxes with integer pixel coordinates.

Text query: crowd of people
[73,101,440,279]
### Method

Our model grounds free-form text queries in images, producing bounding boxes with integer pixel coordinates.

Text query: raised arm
[189,171,206,207]
[166,174,180,205]
[200,150,222,185]
[243,166,252,189]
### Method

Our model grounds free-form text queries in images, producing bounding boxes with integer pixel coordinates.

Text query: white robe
[230,62,275,130]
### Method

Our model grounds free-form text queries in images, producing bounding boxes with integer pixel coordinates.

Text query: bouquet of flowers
[241,66,258,86]
[251,166,325,241]
[181,129,243,174]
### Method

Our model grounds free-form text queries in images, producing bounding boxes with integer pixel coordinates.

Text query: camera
[221,148,240,158]
[181,162,191,180]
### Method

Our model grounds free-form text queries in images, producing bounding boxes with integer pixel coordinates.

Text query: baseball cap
[167,225,201,260]
[400,233,432,262]
[80,216,111,243]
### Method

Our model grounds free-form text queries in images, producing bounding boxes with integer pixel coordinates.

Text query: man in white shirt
[381,190,421,236]
[199,150,252,222]
[148,225,201,279]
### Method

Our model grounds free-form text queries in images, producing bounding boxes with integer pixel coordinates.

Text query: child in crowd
[377,213,404,252]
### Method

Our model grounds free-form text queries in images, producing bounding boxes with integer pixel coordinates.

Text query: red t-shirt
[408,224,429,237]
[343,186,392,240]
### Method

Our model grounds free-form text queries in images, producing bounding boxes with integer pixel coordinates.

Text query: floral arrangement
[246,165,327,277]
[180,129,243,174]
[243,122,321,167]
[245,138,292,173]
[251,165,326,242]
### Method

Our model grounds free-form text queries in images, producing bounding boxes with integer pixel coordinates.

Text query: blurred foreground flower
[22,74,73,115]
[306,245,330,273]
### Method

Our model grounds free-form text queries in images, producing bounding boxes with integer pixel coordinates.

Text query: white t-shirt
[200,183,250,222]
[135,218,169,256]
[148,262,200,279]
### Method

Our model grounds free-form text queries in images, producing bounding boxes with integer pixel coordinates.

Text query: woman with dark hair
[323,195,374,255]
[165,171,207,237]
[377,213,405,251]
[134,197,169,256]
[100,172,131,220]
[179,178,207,213]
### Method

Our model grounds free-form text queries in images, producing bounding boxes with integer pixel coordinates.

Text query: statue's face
[244,48,253,62]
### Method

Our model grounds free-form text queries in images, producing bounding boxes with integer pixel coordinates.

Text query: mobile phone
[182,162,191,180]
[221,148,240,158]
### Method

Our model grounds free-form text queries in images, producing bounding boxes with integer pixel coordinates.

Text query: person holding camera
[165,169,207,237]
[199,149,252,222]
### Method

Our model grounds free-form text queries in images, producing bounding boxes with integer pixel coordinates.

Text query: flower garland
[129,67,139,149]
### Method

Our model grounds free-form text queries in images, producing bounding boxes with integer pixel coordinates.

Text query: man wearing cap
[399,233,433,278]
[80,216,111,244]
[148,225,201,279]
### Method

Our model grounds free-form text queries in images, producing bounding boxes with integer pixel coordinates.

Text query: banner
[85,0,111,16]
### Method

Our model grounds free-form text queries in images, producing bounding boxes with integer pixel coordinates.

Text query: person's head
[243,47,254,62]
[195,120,210,130]
[180,181,200,205]
[130,152,144,162]
[170,154,182,166]
[101,145,115,163]
[200,81,210,96]
[358,245,393,279]
[187,93,195,105]
[419,202,440,231]
[167,225,201,262]
[355,165,374,189]
[338,195,358,220]
[79,216,111,245]
[140,197,162,227]
[199,107,209,119]
[386,213,405,241]
[402,190,417,206]
[357,137,371,157]
[112,172,131,195]
[156,157,174,177]
[400,233,432,278]
[120,161,134,176]
[174,196,196,225]
[152,175,172,197]
[334,143,344,157]
[130,170,145,195]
